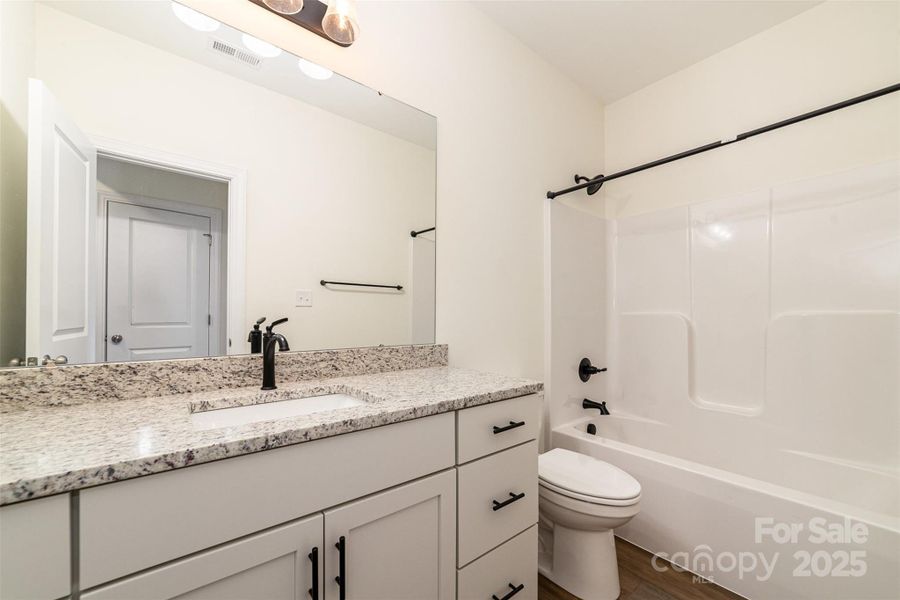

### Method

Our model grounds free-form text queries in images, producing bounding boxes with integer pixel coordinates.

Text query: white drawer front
[0,494,70,600]
[80,413,454,588]
[457,395,541,464]
[457,441,538,566]
[457,526,537,600]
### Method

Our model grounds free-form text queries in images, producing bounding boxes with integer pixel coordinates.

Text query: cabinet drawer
[0,494,70,600]
[458,526,537,600]
[457,441,537,566]
[82,514,322,600]
[456,394,540,464]
[80,413,454,588]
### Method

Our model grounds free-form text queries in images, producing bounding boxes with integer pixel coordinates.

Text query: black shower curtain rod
[546,82,900,200]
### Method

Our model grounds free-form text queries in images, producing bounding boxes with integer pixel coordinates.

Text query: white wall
[602,0,899,218]
[0,1,35,364]
[32,4,437,352]
[181,0,605,378]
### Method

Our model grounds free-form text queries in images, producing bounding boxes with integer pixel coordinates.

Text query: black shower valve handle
[578,357,607,382]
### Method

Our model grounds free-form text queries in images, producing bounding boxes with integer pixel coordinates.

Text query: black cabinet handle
[492,420,525,434]
[492,582,525,600]
[492,492,525,511]
[334,536,346,600]
[308,547,318,600]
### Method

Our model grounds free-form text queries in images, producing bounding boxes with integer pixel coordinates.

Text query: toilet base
[539,524,620,600]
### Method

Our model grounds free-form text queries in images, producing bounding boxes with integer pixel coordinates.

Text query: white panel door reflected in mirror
[0,0,437,368]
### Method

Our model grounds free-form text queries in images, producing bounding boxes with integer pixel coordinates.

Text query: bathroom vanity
[0,355,542,600]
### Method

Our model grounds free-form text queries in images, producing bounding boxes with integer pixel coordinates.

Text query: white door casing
[25,78,98,364]
[90,135,246,355]
[105,202,211,362]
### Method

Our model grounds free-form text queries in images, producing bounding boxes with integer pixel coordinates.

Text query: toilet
[538,448,641,600]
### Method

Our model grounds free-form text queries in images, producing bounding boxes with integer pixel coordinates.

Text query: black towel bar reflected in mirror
[320,279,403,291]
[410,227,435,238]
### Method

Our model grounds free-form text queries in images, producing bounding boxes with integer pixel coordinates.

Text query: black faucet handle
[255,317,267,326]
[266,317,288,333]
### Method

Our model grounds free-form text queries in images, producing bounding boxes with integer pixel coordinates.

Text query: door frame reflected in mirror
[91,135,248,357]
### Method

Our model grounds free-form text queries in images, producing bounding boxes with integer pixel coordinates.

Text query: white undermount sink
[190,393,364,431]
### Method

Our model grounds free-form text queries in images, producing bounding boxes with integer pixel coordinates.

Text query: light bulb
[322,0,359,45]
[171,2,220,32]
[298,57,333,80]
[241,34,282,58]
[262,0,304,15]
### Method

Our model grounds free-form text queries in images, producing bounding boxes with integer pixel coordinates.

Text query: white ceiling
[474,1,820,104]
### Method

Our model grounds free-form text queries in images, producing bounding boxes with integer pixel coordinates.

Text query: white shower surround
[547,159,899,599]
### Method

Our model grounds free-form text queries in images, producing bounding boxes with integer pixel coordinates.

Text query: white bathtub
[551,414,900,600]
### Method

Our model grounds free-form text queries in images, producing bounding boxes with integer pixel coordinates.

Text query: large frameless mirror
[0,0,437,368]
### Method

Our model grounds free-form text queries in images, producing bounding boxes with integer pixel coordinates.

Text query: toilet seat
[539,448,641,506]
[539,479,640,506]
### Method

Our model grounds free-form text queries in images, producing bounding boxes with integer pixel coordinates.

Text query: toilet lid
[539,448,641,501]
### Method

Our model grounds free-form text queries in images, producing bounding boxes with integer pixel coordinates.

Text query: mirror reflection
[0,0,437,367]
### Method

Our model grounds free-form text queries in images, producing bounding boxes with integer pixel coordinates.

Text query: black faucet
[261,318,290,390]
[583,398,610,415]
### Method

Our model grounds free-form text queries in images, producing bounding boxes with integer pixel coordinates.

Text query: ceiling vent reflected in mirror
[208,38,263,69]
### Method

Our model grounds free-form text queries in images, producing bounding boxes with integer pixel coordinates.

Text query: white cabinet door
[82,514,323,600]
[324,470,456,600]
[0,495,70,600]
[26,78,98,364]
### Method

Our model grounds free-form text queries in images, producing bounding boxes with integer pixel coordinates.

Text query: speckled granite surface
[0,366,542,505]
[0,344,447,412]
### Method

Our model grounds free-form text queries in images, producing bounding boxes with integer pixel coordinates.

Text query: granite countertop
[0,367,542,505]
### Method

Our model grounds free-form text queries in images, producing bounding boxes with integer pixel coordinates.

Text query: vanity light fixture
[298,57,333,80]
[322,0,359,45]
[248,0,359,47]
[261,0,304,15]
[171,2,221,32]
[241,33,283,58]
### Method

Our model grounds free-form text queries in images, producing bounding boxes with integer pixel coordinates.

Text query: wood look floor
[538,537,745,600]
